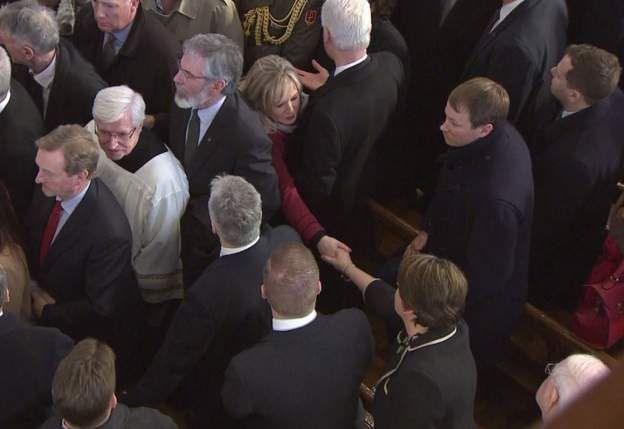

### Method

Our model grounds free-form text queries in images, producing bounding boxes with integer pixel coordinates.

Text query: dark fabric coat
[423,121,534,365]
[530,90,624,307]
[221,310,373,429]
[40,403,178,429]
[25,179,142,347]
[462,0,568,136]
[365,280,476,429]
[73,5,179,116]
[0,79,43,218]
[0,313,73,429]
[157,92,280,286]
[125,226,300,429]
[15,38,106,132]
[290,53,403,240]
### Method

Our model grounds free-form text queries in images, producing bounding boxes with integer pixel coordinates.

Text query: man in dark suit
[0,1,106,132]
[72,0,179,118]
[124,175,299,429]
[0,270,73,429]
[156,33,280,286]
[25,125,143,382]
[291,0,402,244]
[462,0,568,136]
[530,45,624,308]
[222,242,373,429]
[0,46,43,218]
[421,78,533,367]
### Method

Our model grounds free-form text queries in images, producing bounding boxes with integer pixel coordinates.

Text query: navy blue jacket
[424,121,534,365]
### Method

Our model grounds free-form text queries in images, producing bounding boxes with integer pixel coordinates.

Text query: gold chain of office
[243,0,309,46]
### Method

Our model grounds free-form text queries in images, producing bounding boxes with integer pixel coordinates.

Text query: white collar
[273,310,317,331]
[334,55,368,77]
[561,106,587,118]
[492,0,525,31]
[219,235,260,257]
[59,181,91,216]
[197,95,226,120]
[32,53,57,90]
[0,89,10,115]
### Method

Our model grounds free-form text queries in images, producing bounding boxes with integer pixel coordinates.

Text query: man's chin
[174,94,195,109]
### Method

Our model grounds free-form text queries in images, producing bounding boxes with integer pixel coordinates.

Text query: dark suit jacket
[126,226,300,428]
[26,179,141,342]
[73,5,179,116]
[423,121,534,365]
[0,79,43,218]
[462,0,568,135]
[0,313,73,429]
[221,309,373,429]
[291,53,403,237]
[15,38,106,131]
[364,280,477,429]
[40,403,177,429]
[163,92,280,218]
[530,90,624,307]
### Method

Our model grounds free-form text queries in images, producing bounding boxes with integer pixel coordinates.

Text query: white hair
[0,0,59,54]
[321,0,371,51]
[0,46,10,99]
[550,354,610,409]
[92,85,146,127]
[208,175,262,247]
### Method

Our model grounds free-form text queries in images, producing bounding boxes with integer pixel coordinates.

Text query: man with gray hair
[155,33,280,287]
[124,175,298,428]
[91,85,189,326]
[0,0,106,131]
[536,354,610,421]
[292,0,402,246]
[0,44,43,218]
[0,260,73,428]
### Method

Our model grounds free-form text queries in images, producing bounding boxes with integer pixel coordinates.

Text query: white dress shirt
[191,95,227,145]
[334,55,368,77]
[0,89,10,115]
[32,54,57,116]
[272,310,317,331]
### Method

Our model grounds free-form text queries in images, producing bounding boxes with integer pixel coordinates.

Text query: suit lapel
[43,182,95,270]
[46,45,67,129]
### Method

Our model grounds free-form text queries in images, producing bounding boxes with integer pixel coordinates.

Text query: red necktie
[39,201,62,265]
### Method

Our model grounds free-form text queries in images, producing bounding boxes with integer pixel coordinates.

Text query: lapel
[464,0,536,72]
[45,43,68,129]
[186,95,236,177]
[42,181,96,270]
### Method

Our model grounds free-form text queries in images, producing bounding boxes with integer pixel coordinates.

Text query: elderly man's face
[92,0,139,33]
[174,51,223,109]
[0,32,29,65]
[95,110,141,161]
[35,149,84,201]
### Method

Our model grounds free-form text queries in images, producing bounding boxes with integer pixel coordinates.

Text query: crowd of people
[0,0,623,427]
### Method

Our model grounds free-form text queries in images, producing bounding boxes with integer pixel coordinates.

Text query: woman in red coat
[239,55,349,256]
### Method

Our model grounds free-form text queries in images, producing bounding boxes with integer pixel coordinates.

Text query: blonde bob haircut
[238,55,302,129]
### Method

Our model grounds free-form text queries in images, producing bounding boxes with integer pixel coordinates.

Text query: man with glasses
[73,0,179,119]
[91,85,189,337]
[155,33,279,287]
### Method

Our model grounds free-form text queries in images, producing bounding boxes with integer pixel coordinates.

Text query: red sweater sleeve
[270,131,325,243]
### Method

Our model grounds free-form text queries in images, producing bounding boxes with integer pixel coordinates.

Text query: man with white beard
[154,33,280,286]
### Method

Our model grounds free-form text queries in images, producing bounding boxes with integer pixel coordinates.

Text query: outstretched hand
[295,60,329,91]
[317,235,351,259]
[321,246,353,275]
[403,231,429,260]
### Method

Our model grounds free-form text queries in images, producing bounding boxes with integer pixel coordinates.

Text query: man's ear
[477,122,494,138]
[211,219,217,235]
[315,281,322,296]
[22,44,35,62]
[322,27,331,46]
[261,284,267,300]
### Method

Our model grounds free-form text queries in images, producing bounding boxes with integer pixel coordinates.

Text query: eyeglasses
[177,59,209,81]
[95,124,137,141]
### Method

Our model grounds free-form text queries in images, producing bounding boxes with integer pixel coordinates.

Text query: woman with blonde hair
[239,55,349,256]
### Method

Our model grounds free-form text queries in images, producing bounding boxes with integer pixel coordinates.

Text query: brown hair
[448,77,510,127]
[51,339,116,427]
[565,44,622,105]
[397,253,467,329]
[36,125,99,178]
[238,55,302,129]
[263,242,320,317]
